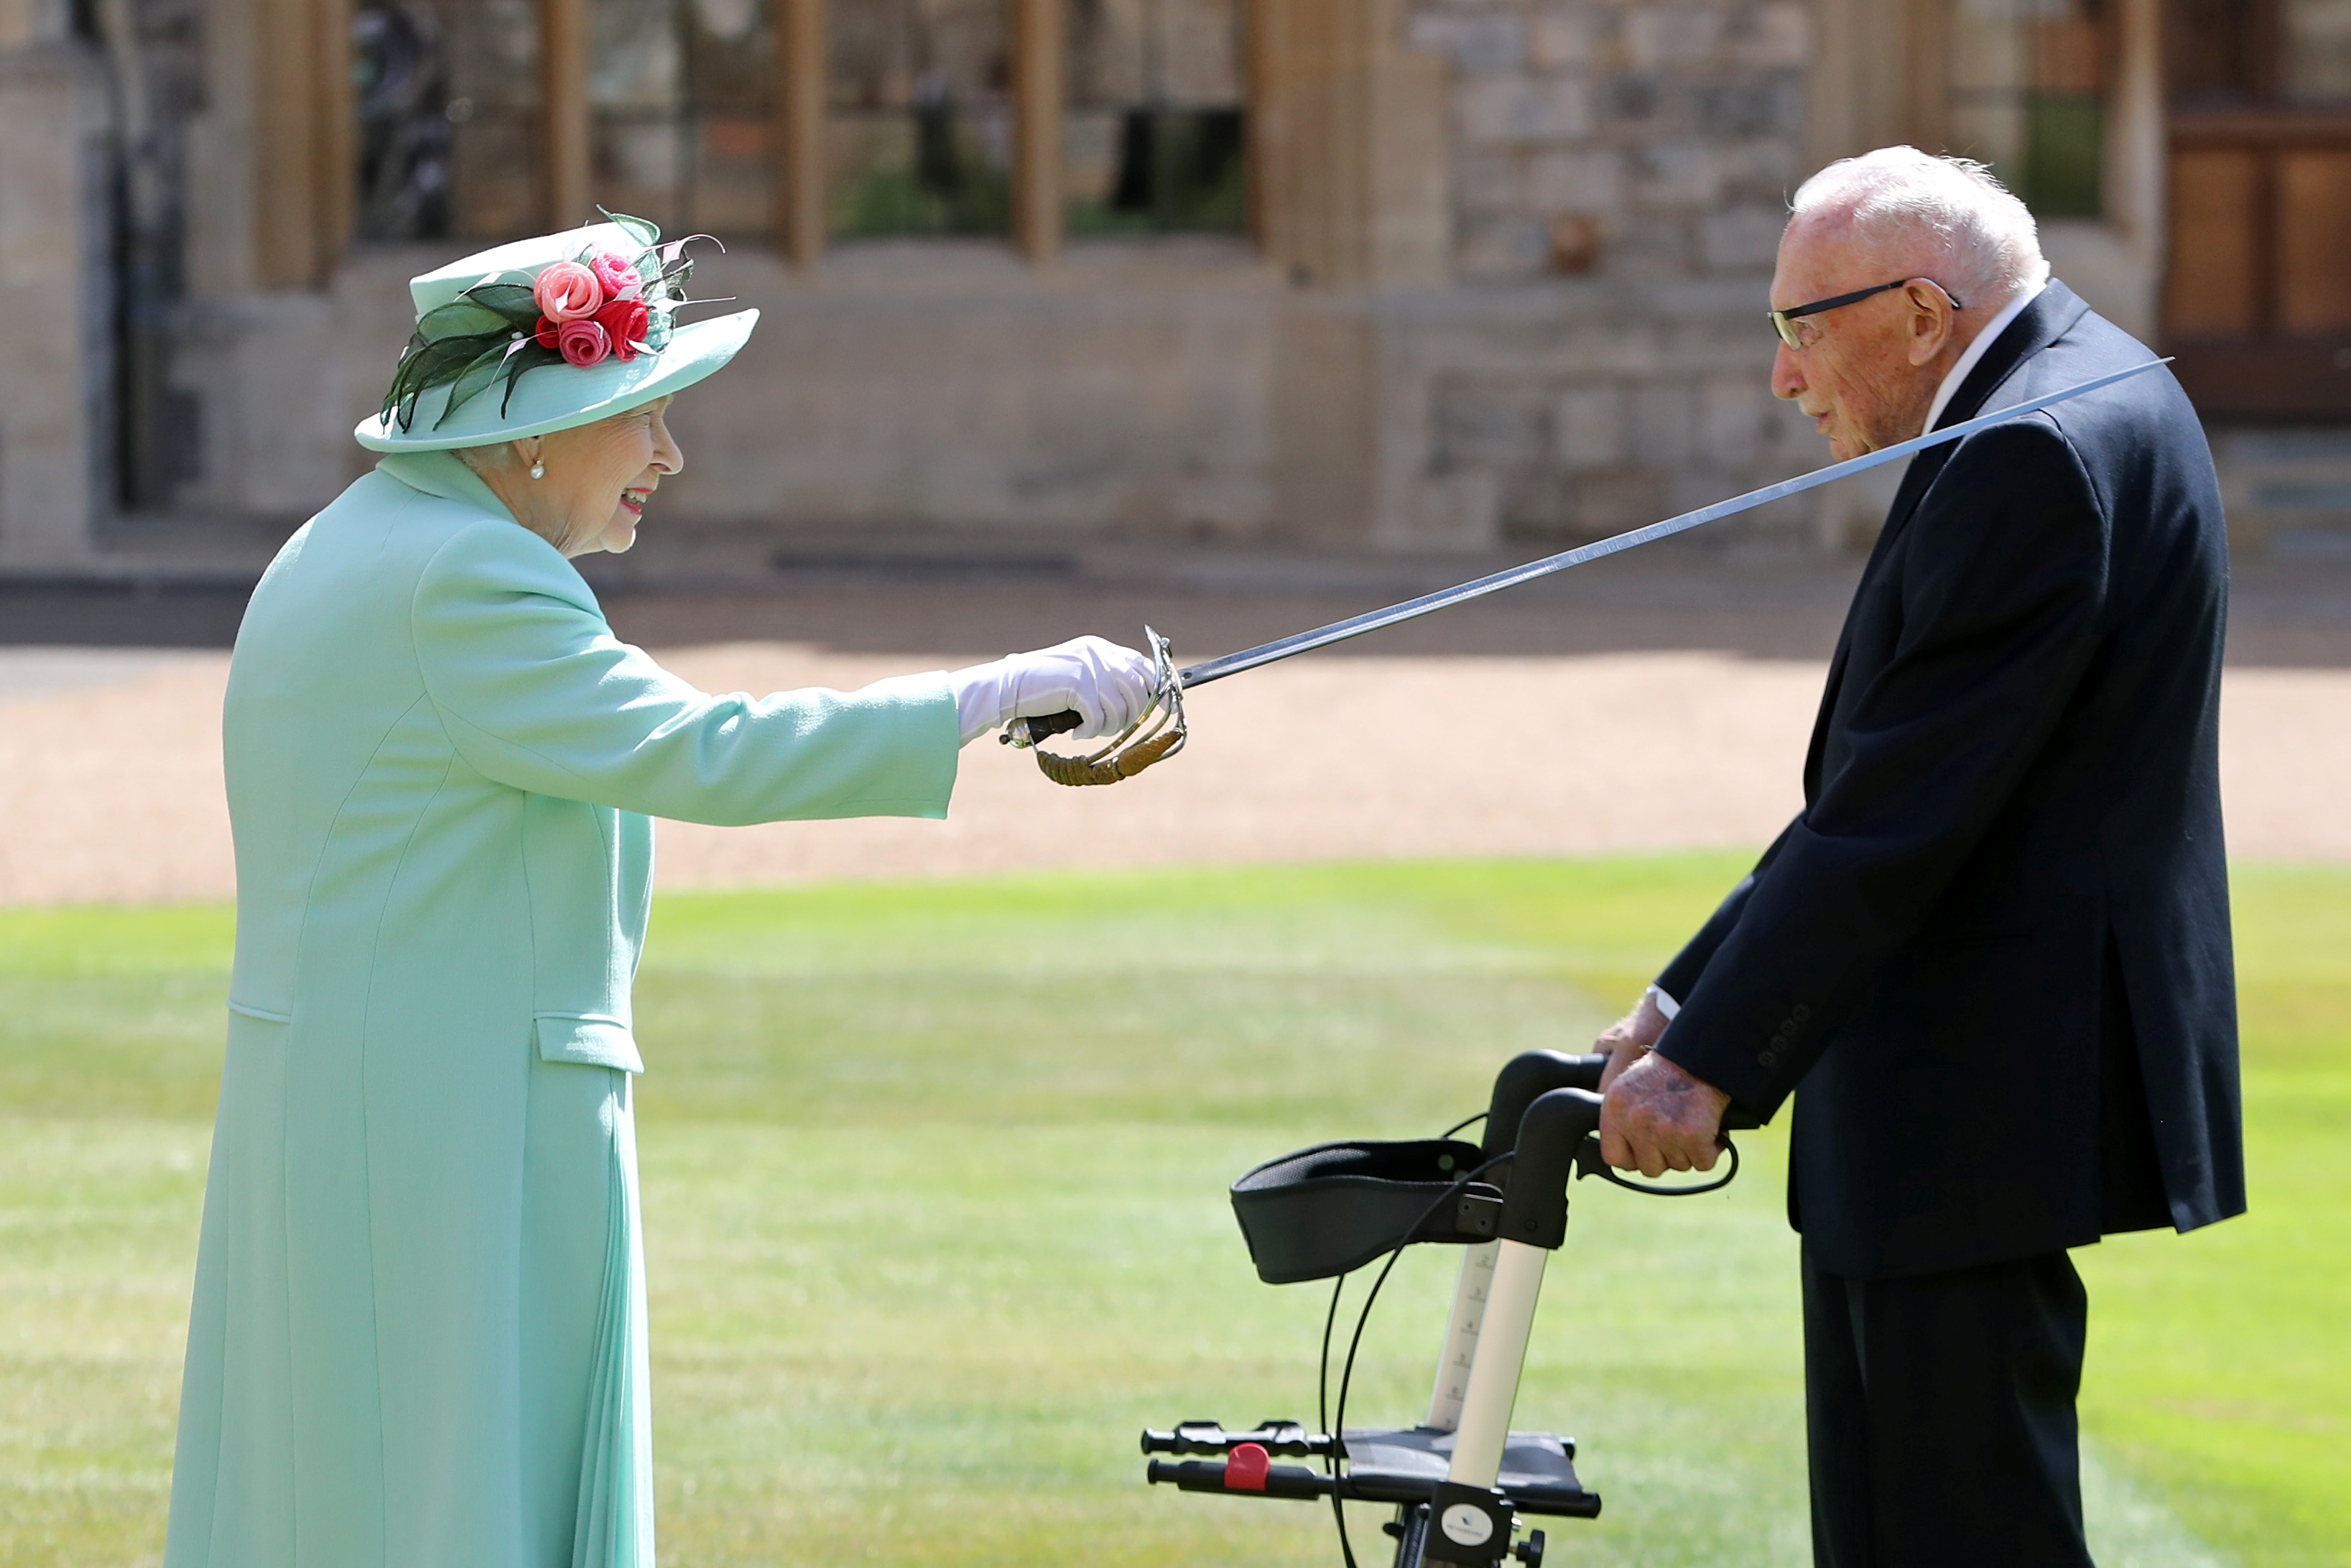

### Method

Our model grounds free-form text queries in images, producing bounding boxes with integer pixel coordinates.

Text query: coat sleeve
[411,520,960,824]
[1656,418,2109,1118]
[1653,821,1794,1004]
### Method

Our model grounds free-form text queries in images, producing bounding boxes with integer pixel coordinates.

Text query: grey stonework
[1388,1,1822,551]
[1411,1,1808,287]
[1,0,1840,565]
[1384,279,1817,550]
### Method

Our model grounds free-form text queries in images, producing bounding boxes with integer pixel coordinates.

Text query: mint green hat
[353,215,758,453]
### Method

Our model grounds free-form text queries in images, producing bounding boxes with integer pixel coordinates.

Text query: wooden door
[2164,0,2351,418]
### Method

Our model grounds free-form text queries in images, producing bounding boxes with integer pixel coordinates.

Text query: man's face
[1768,219,1954,463]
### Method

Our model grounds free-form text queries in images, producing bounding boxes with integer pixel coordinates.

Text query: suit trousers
[1802,1242,2092,1568]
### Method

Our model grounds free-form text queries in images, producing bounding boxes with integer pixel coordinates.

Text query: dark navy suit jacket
[1655,282,2245,1279]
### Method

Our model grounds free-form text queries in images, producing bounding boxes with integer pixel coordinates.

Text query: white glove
[948,636,1158,746]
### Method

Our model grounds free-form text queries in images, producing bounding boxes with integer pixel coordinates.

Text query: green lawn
[0,858,2339,1566]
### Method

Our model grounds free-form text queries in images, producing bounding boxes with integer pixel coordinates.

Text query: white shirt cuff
[1644,983,1681,1021]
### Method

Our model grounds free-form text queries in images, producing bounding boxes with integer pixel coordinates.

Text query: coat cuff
[1654,988,1824,1124]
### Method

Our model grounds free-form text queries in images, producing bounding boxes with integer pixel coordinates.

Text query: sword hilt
[1003,710,1084,748]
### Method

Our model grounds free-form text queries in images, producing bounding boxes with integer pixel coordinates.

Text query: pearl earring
[529,458,545,480]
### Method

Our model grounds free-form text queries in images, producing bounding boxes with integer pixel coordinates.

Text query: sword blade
[1176,358,2170,690]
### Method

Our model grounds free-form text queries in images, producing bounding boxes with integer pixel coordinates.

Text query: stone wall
[0,34,113,565]
[17,0,1851,562]
[1380,0,1824,550]
[1408,0,1809,285]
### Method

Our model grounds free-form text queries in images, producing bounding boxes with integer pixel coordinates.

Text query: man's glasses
[1767,278,1963,351]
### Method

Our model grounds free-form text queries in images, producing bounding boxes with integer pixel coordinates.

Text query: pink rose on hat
[588,252,642,303]
[533,261,604,324]
[556,317,611,367]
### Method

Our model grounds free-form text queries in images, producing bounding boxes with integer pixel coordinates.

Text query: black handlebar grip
[1480,1051,1610,1163]
[1720,1103,1765,1133]
[1496,1087,1605,1250]
[1018,709,1085,743]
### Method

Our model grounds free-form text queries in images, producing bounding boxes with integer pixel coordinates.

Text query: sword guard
[1012,628,1187,787]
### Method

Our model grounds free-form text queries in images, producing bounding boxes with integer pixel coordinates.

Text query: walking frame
[1139,1049,1760,1566]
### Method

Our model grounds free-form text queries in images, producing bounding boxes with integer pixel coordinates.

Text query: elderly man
[1595,148,2244,1564]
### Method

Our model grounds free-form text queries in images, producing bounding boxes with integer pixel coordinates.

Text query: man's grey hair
[1790,147,2050,308]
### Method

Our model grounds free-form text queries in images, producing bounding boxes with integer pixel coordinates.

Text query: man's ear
[1905,281,1956,368]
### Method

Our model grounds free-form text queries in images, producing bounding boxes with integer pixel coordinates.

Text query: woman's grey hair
[451,441,521,478]
[1790,147,2050,308]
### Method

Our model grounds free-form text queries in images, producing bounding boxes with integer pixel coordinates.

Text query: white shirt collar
[1922,281,2046,435]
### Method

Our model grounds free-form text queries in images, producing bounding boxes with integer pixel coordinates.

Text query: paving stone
[1436,377,1555,466]
[1623,5,1726,69]
[1457,151,1532,215]
[1557,385,1628,470]
[1701,204,1789,272]
[1409,10,1530,73]
[1456,215,1557,279]
[1701,376,1770,468]
[1458,73,1598,144]
[1634,382,1700,468]
[1635,142,1728,208]
[1528,149,1624,212]
[1730,2,1811,68]
[1528,6,1600,67]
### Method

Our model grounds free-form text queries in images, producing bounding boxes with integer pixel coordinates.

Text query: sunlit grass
[1,858,2334,1564]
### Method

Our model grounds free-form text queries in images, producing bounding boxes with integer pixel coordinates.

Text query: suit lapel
[1799,282,2092,799]
[1937,281,2090,430]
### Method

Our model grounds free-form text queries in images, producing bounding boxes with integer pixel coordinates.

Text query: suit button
[1779,1018,1796,1034]
[1770,1034,1789,1049]
[1794,1005,1812,1021]
[1757,1049,1779,1067]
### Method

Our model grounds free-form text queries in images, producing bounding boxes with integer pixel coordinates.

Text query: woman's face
[525,397,682,557]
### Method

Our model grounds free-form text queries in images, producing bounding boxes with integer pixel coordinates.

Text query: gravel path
[4,634,2346,906]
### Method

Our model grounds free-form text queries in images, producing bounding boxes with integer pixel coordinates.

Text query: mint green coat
[165,453,960,1568]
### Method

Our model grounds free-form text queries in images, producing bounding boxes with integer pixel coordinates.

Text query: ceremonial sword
[1008,358,2170,784]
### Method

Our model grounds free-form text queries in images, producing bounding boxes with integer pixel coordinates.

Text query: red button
[1225,1442,1271,1490]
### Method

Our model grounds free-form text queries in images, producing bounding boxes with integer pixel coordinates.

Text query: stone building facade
[0,0,2279,572]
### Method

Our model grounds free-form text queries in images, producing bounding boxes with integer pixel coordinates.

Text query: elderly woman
[162,221,1154,1568]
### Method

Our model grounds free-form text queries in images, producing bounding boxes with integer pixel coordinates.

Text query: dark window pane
[592,0,688,231]
[1947,0,2105,221]
[827,0,1012,238]
[1065,0,1243,235]
[2166,0,2262,106]
[586,0,774,238]
[356,0,544,242]
[2286,0,2351,101]
[2023,93,2105,217]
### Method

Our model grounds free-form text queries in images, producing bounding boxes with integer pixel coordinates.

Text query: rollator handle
[1480,1052,1609,1165]
[1483,1050,1767,1168]
[1498,1088,1605,1250]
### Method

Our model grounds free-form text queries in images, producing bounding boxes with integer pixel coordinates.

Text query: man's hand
[1600,1052,1732,1178]
[1595,990,1671,1091]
